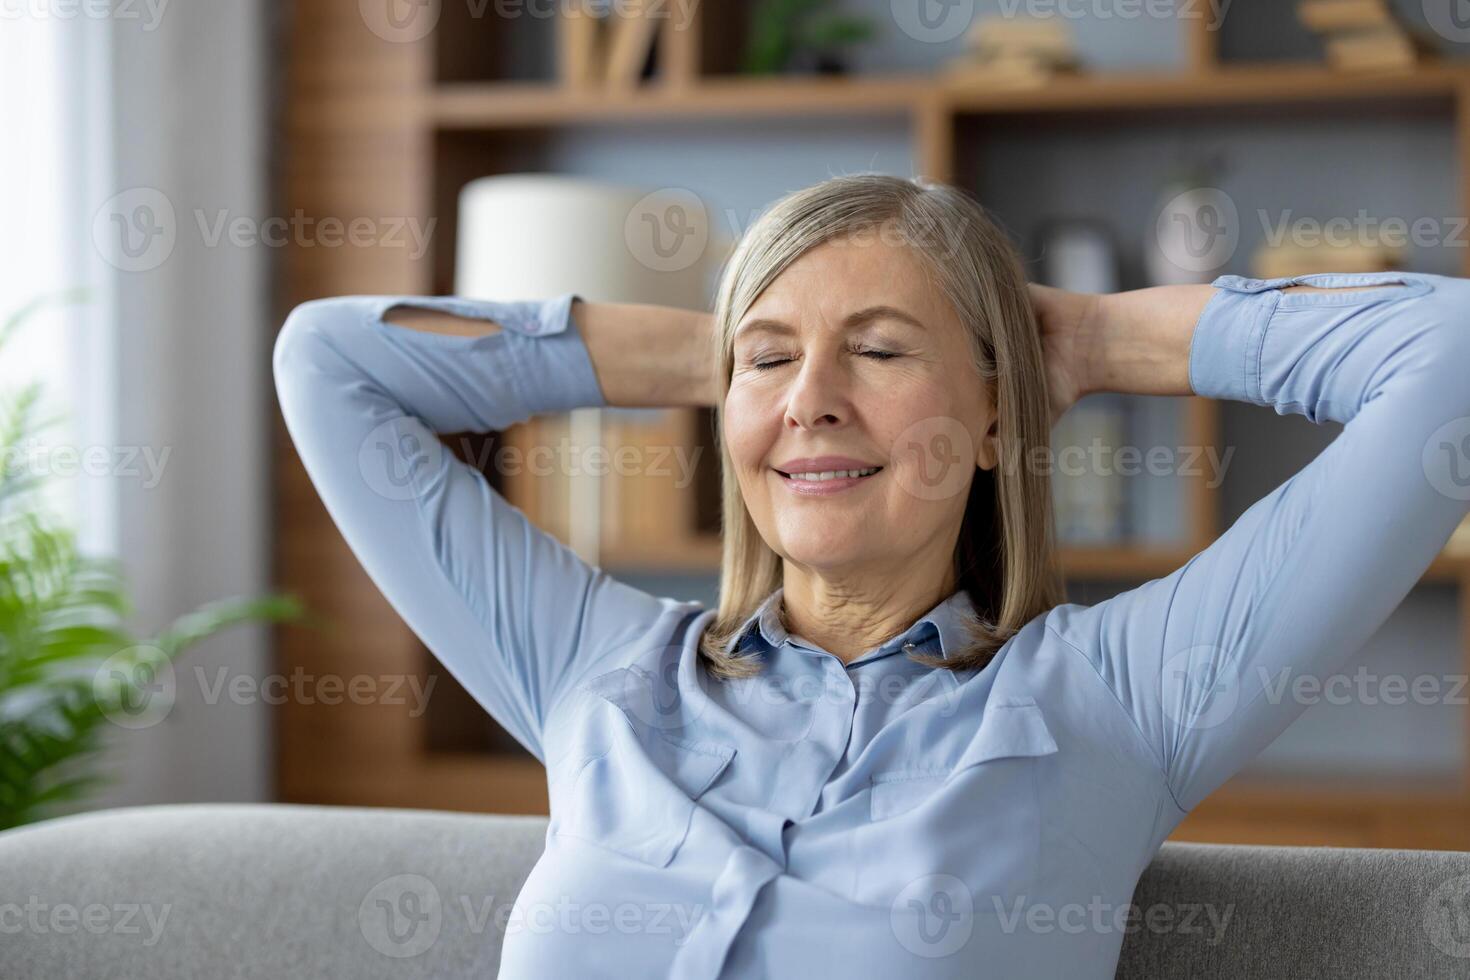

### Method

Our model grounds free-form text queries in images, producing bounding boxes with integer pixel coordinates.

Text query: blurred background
[6,0,1470,848]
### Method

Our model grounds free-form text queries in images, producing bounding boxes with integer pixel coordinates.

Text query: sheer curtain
[0,12,117,555]
[2,4,273,808]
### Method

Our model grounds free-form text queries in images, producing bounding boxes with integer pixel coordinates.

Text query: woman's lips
[773,466,883,496]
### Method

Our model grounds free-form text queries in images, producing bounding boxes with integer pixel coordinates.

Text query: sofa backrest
[1,803,1467,978]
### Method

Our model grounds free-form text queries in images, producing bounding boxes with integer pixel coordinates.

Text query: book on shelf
[1324,25,1434,71]
[944,14,1081,88]
[1297,0,1396,33]
[604,0,662,89]
[1051,395,1130,546]
[556,0,606,88]
[1447,514,1470,559]
[554,0,662,90]
[1251,240,1401,279]
[966,16,1079,63]
[597,407,690,562]
[944,52,1080,89]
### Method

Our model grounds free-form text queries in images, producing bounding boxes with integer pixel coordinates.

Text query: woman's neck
[779,564,957,663]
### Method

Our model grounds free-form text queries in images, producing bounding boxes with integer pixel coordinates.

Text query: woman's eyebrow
[734,305,927,340]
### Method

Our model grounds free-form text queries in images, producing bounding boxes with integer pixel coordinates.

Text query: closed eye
[748,347,901,372]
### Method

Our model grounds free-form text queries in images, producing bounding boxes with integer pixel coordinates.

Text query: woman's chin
[774,529,875,572]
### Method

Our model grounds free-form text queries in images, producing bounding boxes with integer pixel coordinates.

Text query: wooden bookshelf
[276,2,1470,839]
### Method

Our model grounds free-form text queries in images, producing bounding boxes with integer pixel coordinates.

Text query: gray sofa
[2,803,1468,978]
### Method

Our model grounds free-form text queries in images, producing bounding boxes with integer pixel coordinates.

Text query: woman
[273,174,1470,978]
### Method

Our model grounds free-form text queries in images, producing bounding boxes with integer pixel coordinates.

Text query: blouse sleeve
[271,293,673,764]
[1046,271,1470,816]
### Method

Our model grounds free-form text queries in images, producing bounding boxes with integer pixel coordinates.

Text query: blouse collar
[722,585,978,667]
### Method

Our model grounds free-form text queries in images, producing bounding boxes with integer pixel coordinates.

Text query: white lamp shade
[455,173,717,309]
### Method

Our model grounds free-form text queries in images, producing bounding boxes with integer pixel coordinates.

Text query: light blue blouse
[272,270,1470,979]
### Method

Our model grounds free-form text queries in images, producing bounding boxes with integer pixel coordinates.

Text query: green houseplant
[0,293,305,829]
[743,0,876,76]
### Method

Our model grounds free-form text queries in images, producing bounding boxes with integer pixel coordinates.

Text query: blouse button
[901,641,917,652]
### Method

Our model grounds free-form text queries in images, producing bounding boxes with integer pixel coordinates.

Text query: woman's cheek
[722,384,770,475]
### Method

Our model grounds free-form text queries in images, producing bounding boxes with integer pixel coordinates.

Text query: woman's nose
[783,356,851,430]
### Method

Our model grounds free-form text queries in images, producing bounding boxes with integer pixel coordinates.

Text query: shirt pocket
[853,697,1059,909]
[549,695,736,869]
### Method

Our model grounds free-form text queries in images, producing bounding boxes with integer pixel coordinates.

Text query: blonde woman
[273,174,1470,978]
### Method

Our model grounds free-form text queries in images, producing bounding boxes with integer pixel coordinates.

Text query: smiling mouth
[774,466,883,482]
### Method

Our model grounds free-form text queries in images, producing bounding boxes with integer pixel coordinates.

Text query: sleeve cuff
[505,291,608,415]
[1186,275,1277,404]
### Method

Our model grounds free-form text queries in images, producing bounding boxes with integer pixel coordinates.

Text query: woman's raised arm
[271,292,709,764]
[1039,270,1470,822]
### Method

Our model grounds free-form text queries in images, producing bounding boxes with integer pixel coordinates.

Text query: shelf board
[944,60,1470,115]
[432,74,928,129]
[428,62,1470,131]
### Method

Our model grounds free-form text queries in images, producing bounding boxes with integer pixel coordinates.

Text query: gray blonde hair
[697,173,1064,678]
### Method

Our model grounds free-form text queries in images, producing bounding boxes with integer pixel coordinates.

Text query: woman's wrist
[575,300,717,409]
[1083,285,1214,398]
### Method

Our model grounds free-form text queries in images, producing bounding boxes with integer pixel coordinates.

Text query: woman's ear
[976,414,999,472]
